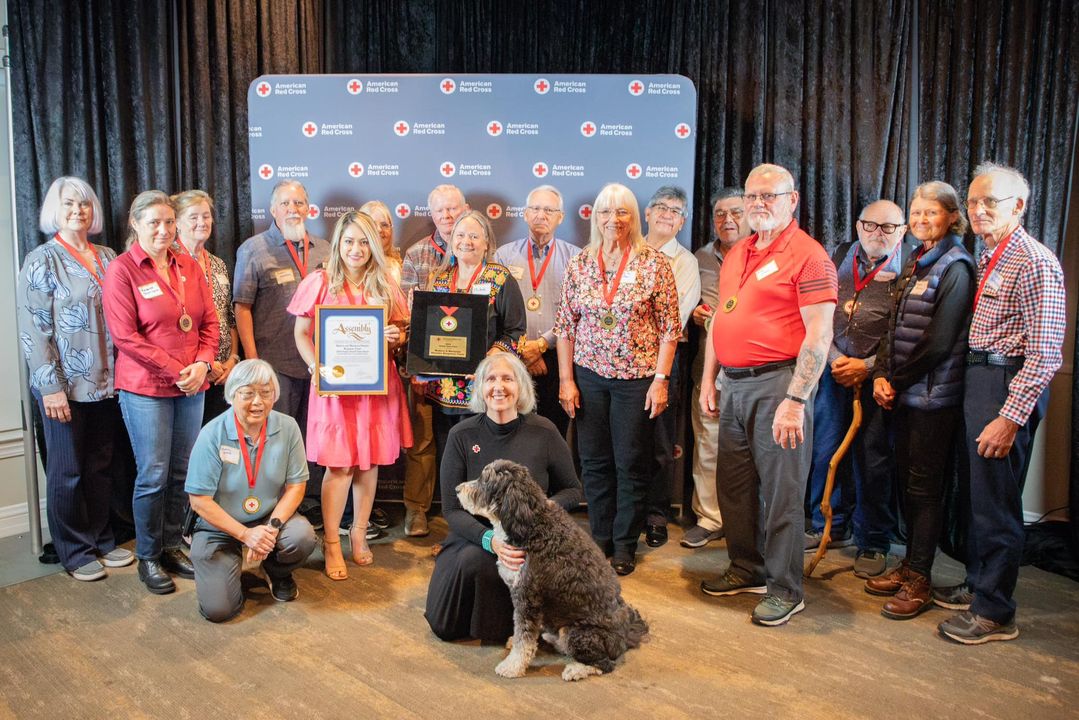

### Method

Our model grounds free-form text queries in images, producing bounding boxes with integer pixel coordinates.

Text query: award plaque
[406,290,490,377]
[314,305,388,395]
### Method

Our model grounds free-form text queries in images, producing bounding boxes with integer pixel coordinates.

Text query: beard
[748,213,779,233]
[281,219,306,242]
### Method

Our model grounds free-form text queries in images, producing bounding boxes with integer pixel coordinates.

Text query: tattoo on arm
[789,346,826,398]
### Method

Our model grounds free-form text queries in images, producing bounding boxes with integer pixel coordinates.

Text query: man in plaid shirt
[936,162,1066,645]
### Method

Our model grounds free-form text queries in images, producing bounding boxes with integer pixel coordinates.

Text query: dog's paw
[495,655,528,678]
[562,662,603,682]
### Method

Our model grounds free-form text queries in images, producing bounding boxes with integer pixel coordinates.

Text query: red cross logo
[302,121,318,137]
[533,162,548,178]
[628,80,644,96]
[534,78,550,94]
[256,82,271,97]
[394,121,410,136]
[307,204,320,219]
[487,121,502,136]
[258,164,274,180]
[440,162,456,178]
[349,162,364,177]
[472,444,481,454]
[486,203,502,219]
[347,79,363,94]
[440,78,456,94]
[579,205,593,220]
[395,203,411,219]
[580,121,596,137]
[675,123,691,138]
[626,163,642,179]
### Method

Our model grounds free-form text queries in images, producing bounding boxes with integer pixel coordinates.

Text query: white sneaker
[101,547,135,568]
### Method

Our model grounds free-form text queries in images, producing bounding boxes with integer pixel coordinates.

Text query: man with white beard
[698,164,837,626]
[233,181,331,504]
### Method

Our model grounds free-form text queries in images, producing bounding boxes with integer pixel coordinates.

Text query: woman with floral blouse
[554,183,680,576]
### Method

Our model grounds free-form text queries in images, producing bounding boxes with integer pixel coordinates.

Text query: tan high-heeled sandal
[349,525,374,566]
[323,537,348,580]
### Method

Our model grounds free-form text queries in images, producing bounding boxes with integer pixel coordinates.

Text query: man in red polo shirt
[698,163,837,626]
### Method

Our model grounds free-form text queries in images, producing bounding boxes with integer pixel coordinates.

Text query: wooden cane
[805,382,863,577]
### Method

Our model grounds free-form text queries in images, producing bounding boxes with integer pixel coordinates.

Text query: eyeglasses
[713,209,745,220]
[966,195,1014,210]
[742,192,792,204]
[858,220,904,234]
[526,205,562,216]
[235,389,275,402]
[596,208,632,219]
[650,203,686,217]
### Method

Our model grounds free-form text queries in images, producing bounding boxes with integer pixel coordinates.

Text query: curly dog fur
[456,460,649,681]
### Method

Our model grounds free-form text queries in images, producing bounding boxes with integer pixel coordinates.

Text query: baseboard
[0,498,47,539]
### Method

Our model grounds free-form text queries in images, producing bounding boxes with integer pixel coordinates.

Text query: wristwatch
[204,361,213,373]
[268,517,283,531]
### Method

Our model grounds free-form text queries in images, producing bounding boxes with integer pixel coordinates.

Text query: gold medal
[178,313,194,332]
[242,495,261,514]
[526,295,542,312]
[440,315,458,332]
[843,299,856,319]
[722,296,737,313]
[600,311,617,330]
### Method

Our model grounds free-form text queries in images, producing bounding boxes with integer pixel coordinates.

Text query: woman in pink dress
[289,211,412,579]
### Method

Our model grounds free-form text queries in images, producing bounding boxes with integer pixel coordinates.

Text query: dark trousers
[276,373,324,498]
[533,348,570,439]
[575,365,655,558]
[717,366,813,603]
[965,364,1048,623]
[806,371,896,552]
[34,392,122,572]
[647,344,687,526]
[894,404,960,577]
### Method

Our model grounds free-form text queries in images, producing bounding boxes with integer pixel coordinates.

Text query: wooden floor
[1,518,1077,720]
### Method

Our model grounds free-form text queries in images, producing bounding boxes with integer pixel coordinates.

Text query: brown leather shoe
[881,572,932,620]
[864,561,909,596]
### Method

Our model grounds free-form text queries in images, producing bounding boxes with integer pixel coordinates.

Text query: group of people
[19,159,1064,645]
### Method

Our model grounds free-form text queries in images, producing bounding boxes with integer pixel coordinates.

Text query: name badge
[755,259,779,281]
[984,270,1004,296]
[137,282,164,299]
[875,271,897,282]
[219,445,240,464]
[472,282,492,295]
[620,270,637,286]
[508,265,525,280]
[274,268,296,285]
[911,279,929,296]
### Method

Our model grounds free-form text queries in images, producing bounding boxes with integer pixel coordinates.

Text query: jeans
[119,391,204,560]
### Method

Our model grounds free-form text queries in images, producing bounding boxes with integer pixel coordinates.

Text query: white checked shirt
[494,236,580,345]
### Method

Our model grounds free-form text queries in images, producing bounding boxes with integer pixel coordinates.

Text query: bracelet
[785,394,806,404]
[481,529,495,554]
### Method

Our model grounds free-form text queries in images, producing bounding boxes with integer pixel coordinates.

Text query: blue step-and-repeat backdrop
[248,73,699,250]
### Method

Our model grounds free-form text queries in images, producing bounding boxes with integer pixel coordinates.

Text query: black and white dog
[456,460,649,681]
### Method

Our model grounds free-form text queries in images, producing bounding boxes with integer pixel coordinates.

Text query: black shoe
[160,548,195,580]
[611,555,636,576]
[370,507,391,530]
[138,559,176,595]
[267,573,298,602]
[645,524,668,548]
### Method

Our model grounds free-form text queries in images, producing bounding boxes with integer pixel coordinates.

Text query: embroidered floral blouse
[554,245,680,379]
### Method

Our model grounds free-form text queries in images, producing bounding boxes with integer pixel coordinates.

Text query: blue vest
[890,234,974,410]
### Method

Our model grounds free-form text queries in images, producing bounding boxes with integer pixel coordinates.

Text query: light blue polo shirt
[185,408,308,524]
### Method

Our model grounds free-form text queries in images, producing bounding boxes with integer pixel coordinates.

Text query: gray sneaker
[701,570,767,597]
[938,611,1018,645]
[853,550,888,578]
[100,547,135,568]
[752,595,805,626]
[932,582,974,610]
[804,527,853,552]
[70,560,107,582]
[680,525,724,548]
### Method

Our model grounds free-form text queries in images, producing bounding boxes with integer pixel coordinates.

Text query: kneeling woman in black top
[425,352,582,642]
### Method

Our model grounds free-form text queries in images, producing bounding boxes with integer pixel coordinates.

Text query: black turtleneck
[440,413,583,547]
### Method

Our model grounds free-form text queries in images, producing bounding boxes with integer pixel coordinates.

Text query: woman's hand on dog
[492,537,526,571]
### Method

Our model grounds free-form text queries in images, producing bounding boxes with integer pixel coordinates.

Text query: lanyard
[597,248,632,307]
[157,252,189,318]
[452,263,485,293]
[429,235,446,258]
[527,240,555,293]
[285,235,310,278]
[53,234,104,283]
[852,246,898,292]
[342,279,367,305]
[233,412,267,490]
[973,234,1013,312]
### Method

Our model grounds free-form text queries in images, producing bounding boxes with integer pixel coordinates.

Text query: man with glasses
[233,181,330,509]
[698,164,837,626]
[935,163,1065,645]
[399,184,470,537]
[682,188,750,548]
[494,185,580,437]
[804,200,913,578]
[638,186,700,548]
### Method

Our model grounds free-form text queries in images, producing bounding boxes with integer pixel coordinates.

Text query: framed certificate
[314,305,388,395]
[406,290,490,377]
